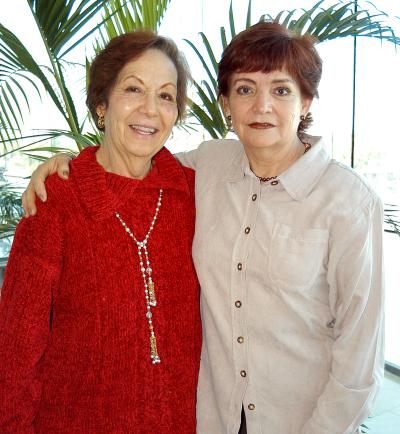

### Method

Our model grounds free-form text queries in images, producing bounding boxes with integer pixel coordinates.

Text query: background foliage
[0,0,399,239]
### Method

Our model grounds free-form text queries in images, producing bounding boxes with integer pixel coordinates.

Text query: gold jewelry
[115,189,163,364]
[226,115,233,132]
[97,115,105,129]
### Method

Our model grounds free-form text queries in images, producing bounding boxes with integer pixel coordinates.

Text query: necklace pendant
[150,335,160,364]
[148,280,157,306]
[114,188,163,365]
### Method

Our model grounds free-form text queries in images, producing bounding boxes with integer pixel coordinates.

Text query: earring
[97,115,105,129]
[300,115,306,121]
[226,115,233,132]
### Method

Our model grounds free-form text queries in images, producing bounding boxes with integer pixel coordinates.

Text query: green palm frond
[0,0,146,149]
[184,0,253,138]
[263,1,400,44]
[185,0,399,140]
[27,0,111,58]
[0,23,63,146]
[96,0,171,51]
[0,183,24,239]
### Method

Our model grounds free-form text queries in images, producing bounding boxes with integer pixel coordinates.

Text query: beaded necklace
[256,142,311,183]
[114,188,163,364]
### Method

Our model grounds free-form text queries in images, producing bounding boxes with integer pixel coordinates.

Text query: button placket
[229,181,261,417]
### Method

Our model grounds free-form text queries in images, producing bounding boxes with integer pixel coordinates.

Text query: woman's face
[223,69,312,151]
[97,48,178,161]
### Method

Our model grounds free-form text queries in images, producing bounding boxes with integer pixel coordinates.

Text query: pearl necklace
[114,188,163,364]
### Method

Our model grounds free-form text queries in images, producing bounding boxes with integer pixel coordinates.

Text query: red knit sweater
[0,146,201,434]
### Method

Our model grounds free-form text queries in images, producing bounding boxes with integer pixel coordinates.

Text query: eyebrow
[232,77,295,86]
[121,74,177,89]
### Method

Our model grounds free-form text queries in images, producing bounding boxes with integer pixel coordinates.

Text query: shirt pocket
[268,223,329,291]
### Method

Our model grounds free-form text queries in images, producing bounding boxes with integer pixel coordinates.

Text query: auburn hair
[218,21,322,132]
[87,30,191,129]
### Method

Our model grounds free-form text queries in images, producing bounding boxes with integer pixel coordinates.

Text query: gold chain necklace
[115,188,163,364]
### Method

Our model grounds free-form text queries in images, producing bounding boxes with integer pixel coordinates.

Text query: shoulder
[196,138,242,159]
[322,159,382,217]
[193,139,243,174]
[329,160,379,199]
[43,172,76,210]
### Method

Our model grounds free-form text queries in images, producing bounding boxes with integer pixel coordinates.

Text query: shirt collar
[71,145,190,221]
[278,135,331,201]
[224,135,331,201]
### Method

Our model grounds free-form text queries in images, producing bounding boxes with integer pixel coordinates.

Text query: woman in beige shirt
[21,22,384,434]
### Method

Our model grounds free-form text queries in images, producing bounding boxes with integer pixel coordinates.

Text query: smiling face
[223,70,312,152]
[96,48,178,162]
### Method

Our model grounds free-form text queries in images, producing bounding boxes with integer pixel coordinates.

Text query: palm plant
[0,0,171,155]
[186,0,400,139]
[185,0,400,236]
[0,183,24,240]
[0,0,171,240]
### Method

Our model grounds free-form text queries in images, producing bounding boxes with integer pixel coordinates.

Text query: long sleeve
[301,195,385,434]
[0,200,62,434]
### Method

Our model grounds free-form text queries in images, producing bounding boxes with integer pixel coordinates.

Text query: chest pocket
[268,223,329,291]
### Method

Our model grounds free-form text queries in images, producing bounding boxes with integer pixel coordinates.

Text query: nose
[140,91,158,116]
[253,90,272,114]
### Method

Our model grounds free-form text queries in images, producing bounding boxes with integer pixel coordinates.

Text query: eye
[159,92,176,102]
[275,87,290,96]
[236,85,254,96]
[126,86,141,94]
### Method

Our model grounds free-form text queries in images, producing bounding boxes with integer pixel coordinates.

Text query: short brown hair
[218,21,322,132]
[87,31,190,128]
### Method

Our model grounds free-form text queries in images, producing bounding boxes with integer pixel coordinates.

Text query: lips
[248,122,275,129]
[129,124,158,135]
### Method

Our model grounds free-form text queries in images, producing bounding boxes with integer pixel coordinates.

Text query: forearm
[302,196,384,434]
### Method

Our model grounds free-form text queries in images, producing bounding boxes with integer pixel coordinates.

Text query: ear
[221,95,231,118]
[96,103,106,118]
[301,98,313,116]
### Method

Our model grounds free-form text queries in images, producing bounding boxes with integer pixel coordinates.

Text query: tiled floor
[364,370,400,433]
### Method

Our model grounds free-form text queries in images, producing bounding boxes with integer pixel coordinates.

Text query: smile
[129,124,158,135]
[248,122,275,129]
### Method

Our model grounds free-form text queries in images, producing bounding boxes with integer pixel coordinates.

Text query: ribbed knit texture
[0,146,201,434]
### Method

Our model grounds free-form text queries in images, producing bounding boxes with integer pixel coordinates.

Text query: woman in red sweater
[0,32,201,433]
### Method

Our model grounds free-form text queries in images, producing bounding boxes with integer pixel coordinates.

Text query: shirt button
[235,300,242,308]
[244,227,250,234]
[240,370,247,377]
[237,336,244,344]
[271,180,279,186]
[252,194,257,201]
[248,403,255,410]
[237,263,242,271]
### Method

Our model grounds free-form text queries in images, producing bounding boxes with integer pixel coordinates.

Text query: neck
[96,144,152,180]
[246,138,306,179]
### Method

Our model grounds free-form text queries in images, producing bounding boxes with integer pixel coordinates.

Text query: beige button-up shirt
[178,135,384,434]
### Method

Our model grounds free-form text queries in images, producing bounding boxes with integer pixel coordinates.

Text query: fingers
[55,157,71,180]
[22,182,38,217]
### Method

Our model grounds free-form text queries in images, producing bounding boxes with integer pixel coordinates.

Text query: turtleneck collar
[71,145,191,221]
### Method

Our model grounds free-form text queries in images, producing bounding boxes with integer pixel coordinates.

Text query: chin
[125,143,163,158]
